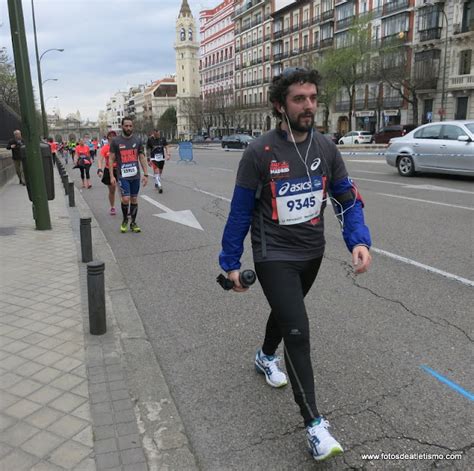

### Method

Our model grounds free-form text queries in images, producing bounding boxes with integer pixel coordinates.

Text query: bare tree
[179,97,203,135]
[0,50,20,113]
[373,36,439,125]
[316,17,372,131]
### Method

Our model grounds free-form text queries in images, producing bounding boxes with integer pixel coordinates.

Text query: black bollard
[87,261,106,335]
[62,175,68,194]
[80,217,93,263]
[68,182,75,207]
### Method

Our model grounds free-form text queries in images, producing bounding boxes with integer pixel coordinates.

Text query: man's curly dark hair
[269,68,322,120]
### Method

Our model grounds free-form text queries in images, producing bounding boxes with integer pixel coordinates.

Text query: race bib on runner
[121,162,138,178]
[275,176,324,225]
[151,152,164,162]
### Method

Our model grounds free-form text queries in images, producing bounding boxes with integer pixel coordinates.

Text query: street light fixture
[40,48,64,62]
[425,1,448,121]
[42,78,58,86]
[31,0,64,137]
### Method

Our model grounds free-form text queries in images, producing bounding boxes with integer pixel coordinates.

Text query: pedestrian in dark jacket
[6,130,25,185]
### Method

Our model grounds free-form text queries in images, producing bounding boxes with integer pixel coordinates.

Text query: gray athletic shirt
[235,128,348,262]
[110,134,144,180]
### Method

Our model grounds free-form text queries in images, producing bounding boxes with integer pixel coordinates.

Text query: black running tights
[255,257,323,426]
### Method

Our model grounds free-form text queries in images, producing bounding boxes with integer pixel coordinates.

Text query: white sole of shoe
[309,445,343,461]
[255,362,288,388]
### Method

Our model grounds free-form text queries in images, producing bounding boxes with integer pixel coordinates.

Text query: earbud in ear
[281,106,285,114]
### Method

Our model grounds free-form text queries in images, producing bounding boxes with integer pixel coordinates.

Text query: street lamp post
[31,0,63,138]
[426,2,449,121]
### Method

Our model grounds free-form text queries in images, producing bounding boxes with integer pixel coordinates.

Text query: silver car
[385,121,474,177]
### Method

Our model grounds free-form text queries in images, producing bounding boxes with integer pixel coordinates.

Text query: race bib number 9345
[275,176,324,225]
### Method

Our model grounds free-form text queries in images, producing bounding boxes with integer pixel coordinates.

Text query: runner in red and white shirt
[97,130,118,215]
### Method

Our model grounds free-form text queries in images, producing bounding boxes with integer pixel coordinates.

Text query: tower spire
[179,0,192,18]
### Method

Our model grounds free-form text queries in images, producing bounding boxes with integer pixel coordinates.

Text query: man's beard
[123,129,132,137]
[287,112,315,133]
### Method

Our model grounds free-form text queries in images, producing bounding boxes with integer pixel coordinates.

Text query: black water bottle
[217,269,256,290]
[239,270,256,288]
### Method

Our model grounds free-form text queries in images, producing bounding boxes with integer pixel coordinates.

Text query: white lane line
[346,160,386,164]
[193,188,231,202]
[355,177,474,194]
[377,193,474,211]
[350,170,388,175]
[141,194,171,212]
[210,167,233,172]
[371,248,474,287]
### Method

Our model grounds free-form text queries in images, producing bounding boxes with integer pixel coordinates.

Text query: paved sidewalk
[0,180,96,470]
[0,175,144,470]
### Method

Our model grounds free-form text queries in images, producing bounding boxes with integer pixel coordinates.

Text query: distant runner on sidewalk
[97,130,118,215]
[109,117,148,233]
[146,129,170,194]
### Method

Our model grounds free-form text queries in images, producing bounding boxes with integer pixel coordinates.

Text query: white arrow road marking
[140,195,203,230]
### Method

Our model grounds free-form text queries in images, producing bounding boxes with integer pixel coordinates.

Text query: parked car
[221,134,254,149]
[323,132,342,144]
[191,135,206,143]
[371,124,417,144]
[385,120,474,177]
[338,131,373,145]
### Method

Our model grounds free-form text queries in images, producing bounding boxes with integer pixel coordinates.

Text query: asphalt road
[68,145,473,470]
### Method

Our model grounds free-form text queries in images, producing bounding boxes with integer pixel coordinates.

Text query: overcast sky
[0,0,214,121]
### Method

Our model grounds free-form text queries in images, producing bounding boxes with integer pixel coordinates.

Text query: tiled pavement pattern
[0,177,146,470]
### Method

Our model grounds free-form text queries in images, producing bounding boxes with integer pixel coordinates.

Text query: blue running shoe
[255,349,287,388]
[306,417,343,461]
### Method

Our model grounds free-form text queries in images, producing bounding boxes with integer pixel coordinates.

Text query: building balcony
[383,97,403,108]
[448,74,474,90]
[382,0,409,17]
[232,0,264,19]
[335,16,354,32]
[381,31,409,46]
[321,9,334,22]
[367,98,379,109]
[320,37,334,48]
[273,52,283,62]
[273,29,283,39]
[335,100,350,112]
[419,27,442,42]
[355,99,366,110]
[240,102,266,109]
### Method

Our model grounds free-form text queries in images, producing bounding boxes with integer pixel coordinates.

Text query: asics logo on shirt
[278,180,312,196]
[310,158,321,171]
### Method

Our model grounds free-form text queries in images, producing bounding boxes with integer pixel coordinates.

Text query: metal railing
[382,0,409,16]
[419,27,442,42]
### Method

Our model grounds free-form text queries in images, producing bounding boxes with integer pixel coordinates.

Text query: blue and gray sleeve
[219,185,256,272]
[330,177,371,252]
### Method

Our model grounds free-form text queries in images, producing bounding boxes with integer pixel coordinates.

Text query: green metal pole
[8,0,51,230]
[31,0,48,138]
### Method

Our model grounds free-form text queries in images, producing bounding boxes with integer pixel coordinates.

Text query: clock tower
[175,0,200,140]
